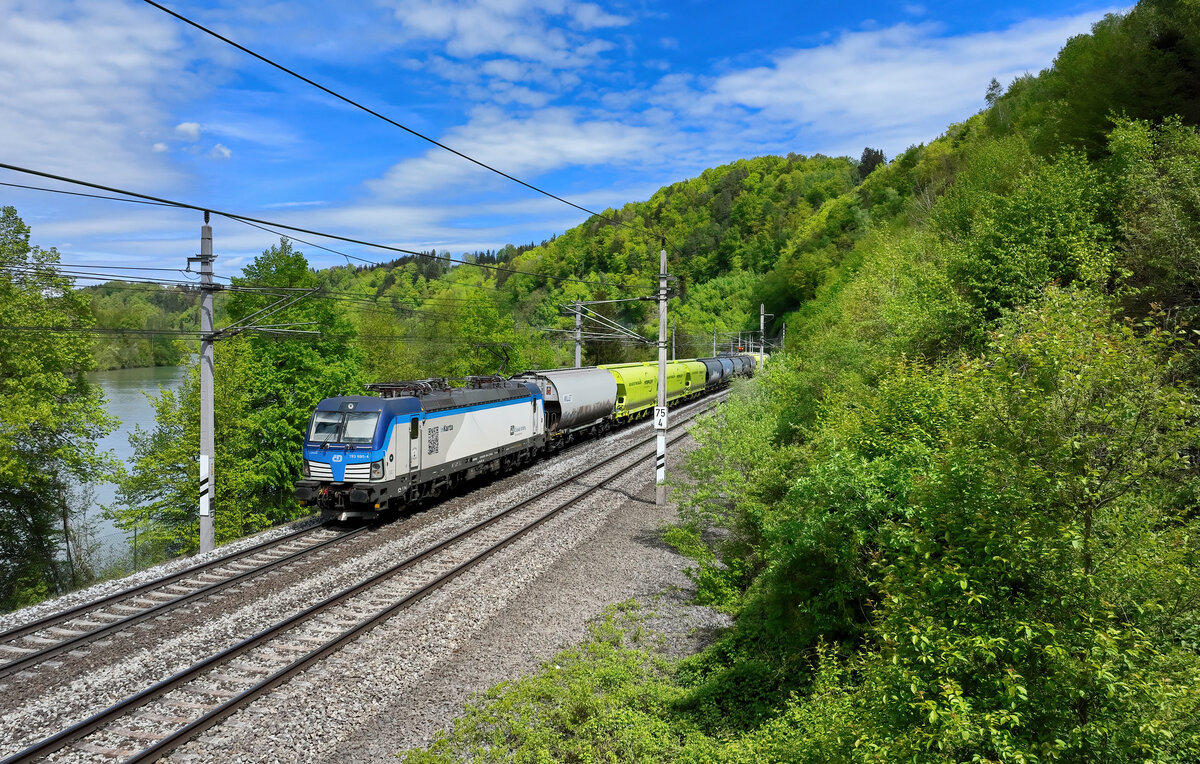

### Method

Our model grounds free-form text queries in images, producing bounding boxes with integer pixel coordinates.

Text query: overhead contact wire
[141,0,603,221]
[140,0,680,260]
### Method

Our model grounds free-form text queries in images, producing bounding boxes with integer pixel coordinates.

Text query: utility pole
[758,301,777,369]
[574,300,582,368]
[671,319,675,361]
[654,241,668,508]
[192,213,216,554]
[712,326,716,356]
[759,303,774,371]
[760,303,765,371]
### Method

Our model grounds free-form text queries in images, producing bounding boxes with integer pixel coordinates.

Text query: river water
[84,365,188,559]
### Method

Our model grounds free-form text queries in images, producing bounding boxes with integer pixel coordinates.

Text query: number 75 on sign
[654,406,668,430]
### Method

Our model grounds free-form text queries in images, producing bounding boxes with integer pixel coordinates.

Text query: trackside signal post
[192,214,216,553]
[656,242,668,507]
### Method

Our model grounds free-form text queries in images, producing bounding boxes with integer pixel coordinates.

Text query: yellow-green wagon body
[599,360,699,419]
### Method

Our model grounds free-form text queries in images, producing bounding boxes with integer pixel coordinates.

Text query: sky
[0,0,1124,280]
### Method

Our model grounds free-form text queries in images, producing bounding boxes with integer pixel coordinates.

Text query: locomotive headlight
[370,459,384,479]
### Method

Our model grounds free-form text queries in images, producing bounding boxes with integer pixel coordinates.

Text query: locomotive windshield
[308,411,380,445]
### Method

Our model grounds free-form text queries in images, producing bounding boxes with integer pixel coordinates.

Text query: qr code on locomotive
[427,426,439,455]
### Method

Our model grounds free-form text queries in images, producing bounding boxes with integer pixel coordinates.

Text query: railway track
[0,523,367,681]
[1,395,719,763]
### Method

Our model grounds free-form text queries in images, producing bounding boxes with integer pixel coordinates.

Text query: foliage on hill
[302,150,860,378]
[86,283,197,370]
[490,152,859,360]
[400,2,1200,761]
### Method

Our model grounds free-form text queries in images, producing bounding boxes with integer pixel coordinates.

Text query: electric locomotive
[294,377,544,520]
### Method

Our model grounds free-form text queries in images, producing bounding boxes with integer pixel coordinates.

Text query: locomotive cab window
[309,412,343,444]
[307,411,380,444]
[410,417,420,439]
[342,412,379,444]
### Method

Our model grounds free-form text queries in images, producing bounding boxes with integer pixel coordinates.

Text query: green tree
[0,207,116,610]
[844,292,1200,761]
[856,147,886,183]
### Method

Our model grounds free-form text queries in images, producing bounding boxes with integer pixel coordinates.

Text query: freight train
[293,355,762,521]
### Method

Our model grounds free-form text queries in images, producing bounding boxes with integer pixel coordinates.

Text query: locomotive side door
[408,416,421,470]
[532,397,543,436]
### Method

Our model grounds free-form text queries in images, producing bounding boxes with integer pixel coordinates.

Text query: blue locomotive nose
[303,446,378,482]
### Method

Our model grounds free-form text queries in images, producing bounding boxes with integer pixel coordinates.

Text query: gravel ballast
[165,435,726,763]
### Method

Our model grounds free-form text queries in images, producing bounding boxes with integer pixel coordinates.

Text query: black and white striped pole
[760,303,772,371]
[655,241,668,508]
[199,453,211,537]
[193,213,216,553]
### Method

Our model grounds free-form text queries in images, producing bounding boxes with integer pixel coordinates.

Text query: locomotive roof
[315,395,422,415]
[418,384,535,413]
[316,384,538,417]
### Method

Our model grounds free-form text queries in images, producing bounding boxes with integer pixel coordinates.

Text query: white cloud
[208,144,232,160]
[570,2,628,30]
[367,106,665,199]
[660,11,1116,157]
[196,113,305,150]
[264,200,328,209]
[152,142,169,152]
[175,121,202,141]
[380,0,629,68]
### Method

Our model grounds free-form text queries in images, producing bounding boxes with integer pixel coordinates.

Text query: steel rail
[2,395,721,764]
[0,522,321,644]
[0,526,368,679]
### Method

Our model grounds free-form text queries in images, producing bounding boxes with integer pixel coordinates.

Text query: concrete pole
[574,300,581,368]
[671,319,675,361]
[712,326,716,356]
[655,243,668,507]
[760,303,765,371]
[197,214,216,553]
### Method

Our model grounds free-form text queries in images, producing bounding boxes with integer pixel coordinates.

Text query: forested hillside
[401,2,1200,761]
[86,283,196,370]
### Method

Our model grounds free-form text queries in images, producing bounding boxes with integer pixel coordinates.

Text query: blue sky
[0,0,1121,279]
